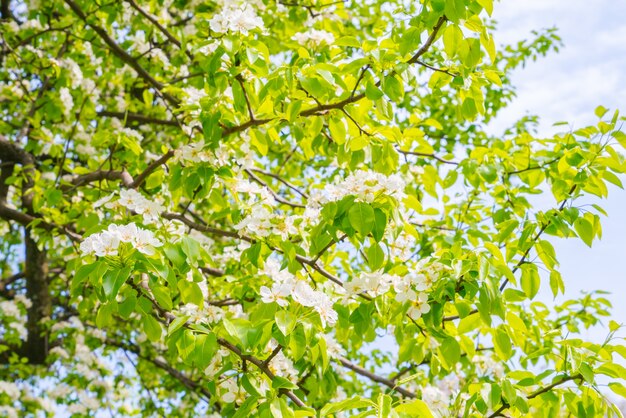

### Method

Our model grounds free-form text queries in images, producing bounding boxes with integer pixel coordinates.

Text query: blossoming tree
[1,0,626,416]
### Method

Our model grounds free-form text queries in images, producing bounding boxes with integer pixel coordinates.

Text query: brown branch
[244,169,306,208]
[63,0,180,106]
[251,168,309,199]
[125,0,182,49]
[263,344,283,367]
[130,150,175,188]
[200,266,225,277]
[161,212,248,241]
[336,356,416,398]
[414,60,457,77]
[69,169,134,189]
[217,338,307,407]
[408,16,448,64]
[97,110,178,127]
[104,337,216,406]
[397,149,459,165]
[487,374,582,417]
[128,278,308,408]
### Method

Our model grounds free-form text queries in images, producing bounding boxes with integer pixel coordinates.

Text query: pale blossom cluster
[95,189,165,224]
[391,258,449,319]
[388,233,417,261]
[345,271,396,297]
[258,260,337,327]
[422,385,452,417]
[209,5,264,35]
[182,86,208,108]
[0,295,31,340]
[219,378,245,404]
[79,222,163,257]
[292,29,335,46]
[321,333,346,358]
[59,87,73,117]
[0,381,20,399]
[174,142,212,164]
[235,206,300,240]
[310,170,406,207]
[127,30,150,54]
[267,342,298,380]
[203,348,231,377]
[473,354,505,379]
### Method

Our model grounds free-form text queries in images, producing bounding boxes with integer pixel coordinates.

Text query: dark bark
[21,231,50,364]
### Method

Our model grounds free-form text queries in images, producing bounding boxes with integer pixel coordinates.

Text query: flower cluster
[209,5,264,35]
[473,354,505,379]
[95,189,165,224]
[59,87,73,117]
[234,206,299,240]
[80,222,163,257]
[258,260,337,327]
[174,142,212,164]
[421,385,452,418]
[311,169,406,206]
[390,258,450,319]
[345,271,396,297]
[0,295,31,340]
[292,29,335,46]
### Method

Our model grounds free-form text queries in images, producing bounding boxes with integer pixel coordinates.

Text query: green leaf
[365,82,384,100]
[275,310,296,336]
[96,303,114,328]
[193,332,218,368]
[438,337,461,369]
[102,267,131,301]
[272,376,298,390]
[609,382,626,399]
[549,270,564,297]
[143,315,162,342]
[477,0,493,15]
[73,261,100,292]
[443,25,464,58]
[348,202,375,236]
[168,315,189,335]
[320,397,375,416]
[377,394,392,418]
[494,326,512,360]
[458,313,481,333]
[178,279,204,306]
[383,75,403,102]
[395,399,434,417]
[574,217,594,247]
[536,240,558,270]
[367,243,385,270]
[444,0,466,22]
[520,264,540,299]
[151,284,173,311]
[372,209,387,242]
[335,36,360,47]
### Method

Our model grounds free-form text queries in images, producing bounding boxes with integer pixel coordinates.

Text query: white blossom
[292,29,335,46]
[346,271,395,297]
[0,381,20,398]
[259,284,291,307]
[80,222,162,257]
[59,87,73,117]
[407,293,430,319]
[209,5,264,35]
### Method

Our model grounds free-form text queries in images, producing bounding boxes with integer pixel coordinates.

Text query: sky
[489,0,626,345]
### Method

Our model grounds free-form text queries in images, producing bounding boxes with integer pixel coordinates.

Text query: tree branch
[336,356,416,398]
[487,374,582,417]
[63,0,180,106]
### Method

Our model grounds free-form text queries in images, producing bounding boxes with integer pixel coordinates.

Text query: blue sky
[490,0,626,343]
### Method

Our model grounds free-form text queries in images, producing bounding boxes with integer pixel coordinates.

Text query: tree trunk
[21,229,50,364]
